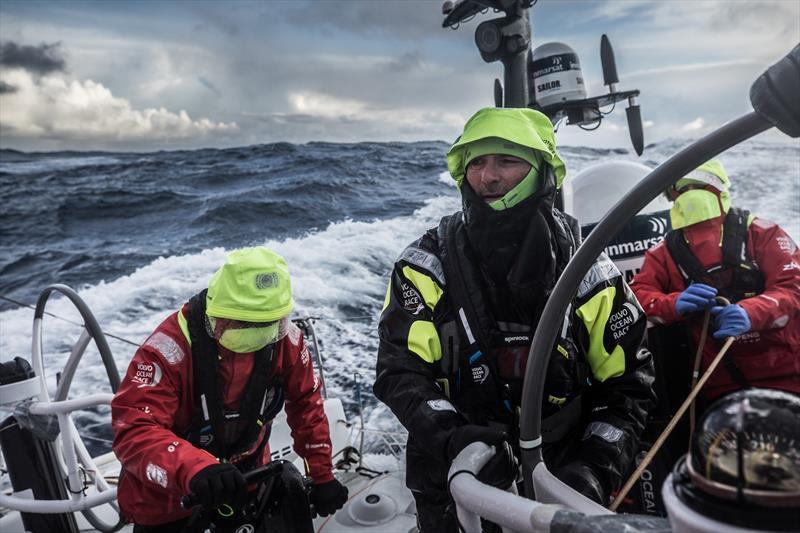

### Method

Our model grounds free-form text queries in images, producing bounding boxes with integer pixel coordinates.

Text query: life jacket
[180,290,285,466]
[665,207,765,303]
[433,210,587,444]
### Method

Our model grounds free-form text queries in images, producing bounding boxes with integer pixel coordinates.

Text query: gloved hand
[188,463,247,510]
[476,440,518,489]
[447,424,508,461]
[311,479,348,517]
[711,304,751,339]
[675,283,717,315]
[554,461,607,505]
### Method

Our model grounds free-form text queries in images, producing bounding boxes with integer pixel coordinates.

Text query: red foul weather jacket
[631,215,800,400]
[111,304,334,526]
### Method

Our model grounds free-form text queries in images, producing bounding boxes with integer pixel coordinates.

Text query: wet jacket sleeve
[111,320,218,498]
[629,242,683,325]
[738,219,800,331]
[281,325,335,484]
[373,247,469,465]
[572,254,657,495]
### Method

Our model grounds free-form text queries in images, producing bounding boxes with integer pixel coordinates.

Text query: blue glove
[710,304,751,339]
[675,283,717,315]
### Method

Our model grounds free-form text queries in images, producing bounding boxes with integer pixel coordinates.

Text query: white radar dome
[531,42,587,107]
[564,160,672,280]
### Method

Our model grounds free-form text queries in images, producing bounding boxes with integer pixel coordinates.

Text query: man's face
[465,154,531,204]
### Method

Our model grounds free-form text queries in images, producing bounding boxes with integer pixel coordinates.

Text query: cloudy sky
[1,0,798,152]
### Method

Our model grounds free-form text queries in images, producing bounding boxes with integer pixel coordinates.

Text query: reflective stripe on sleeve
[577,255,621,298]
[176,309,192,347]
[576,286,625,381]
[402,266,444,311]
[398,245,446,287]
[407,320,442,363]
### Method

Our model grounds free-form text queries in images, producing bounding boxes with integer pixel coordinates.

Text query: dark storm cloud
[0,80,17,94]
[0,41,66,74]
[283,1,442,39]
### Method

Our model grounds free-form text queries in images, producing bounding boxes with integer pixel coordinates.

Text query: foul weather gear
[667,159,732,229]
[631,213,800,399]
[665,208,765,303]
[670,188,725,230]
[111,302,333,526]
[374,166,655,531]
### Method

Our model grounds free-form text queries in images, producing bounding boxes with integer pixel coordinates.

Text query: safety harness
[182,290,285,464]
[434,208,586,444]
[665,207,765,303]
[665,207,764,388]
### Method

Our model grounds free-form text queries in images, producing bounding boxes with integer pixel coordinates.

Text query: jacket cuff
[311,469,336,484]
[736,298,761,331]
[661,292,683,323]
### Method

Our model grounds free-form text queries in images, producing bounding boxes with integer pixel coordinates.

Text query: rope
[688,310,711,443]
[609,335,736,511]
[0,294,141,348]
[1,294,376,349]
[688,296,730,444]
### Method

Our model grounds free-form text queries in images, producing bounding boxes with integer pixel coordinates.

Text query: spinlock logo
[472,364,490,384]
[255,272,278,289]
[504,335,530,343]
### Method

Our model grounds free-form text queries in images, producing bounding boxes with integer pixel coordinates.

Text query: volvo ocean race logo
[133,361,162,388]
[472,364,490,384]
[235,525,254,533]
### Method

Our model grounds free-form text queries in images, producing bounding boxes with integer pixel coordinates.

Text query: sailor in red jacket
[631,159,800,400]
[112,246,347,530]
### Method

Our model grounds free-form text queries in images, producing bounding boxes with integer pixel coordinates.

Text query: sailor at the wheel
[374,108,656,532]
[112,246,347,531]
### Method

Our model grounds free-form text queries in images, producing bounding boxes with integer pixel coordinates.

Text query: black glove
[554,461,607,505]
[476,440,518,490]
[447,424,508,461]
[311,479,348,517]
[447,425,516,489]
[188,463,247,510]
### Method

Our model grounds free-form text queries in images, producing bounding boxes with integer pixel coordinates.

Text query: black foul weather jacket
[374,200,656,505]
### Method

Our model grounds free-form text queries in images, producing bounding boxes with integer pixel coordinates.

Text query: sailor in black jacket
[374,108,656,531]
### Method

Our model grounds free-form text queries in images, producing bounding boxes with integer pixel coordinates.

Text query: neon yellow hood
[669,159,732,228]
[206,247,294,322]
[447,107,566,189]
